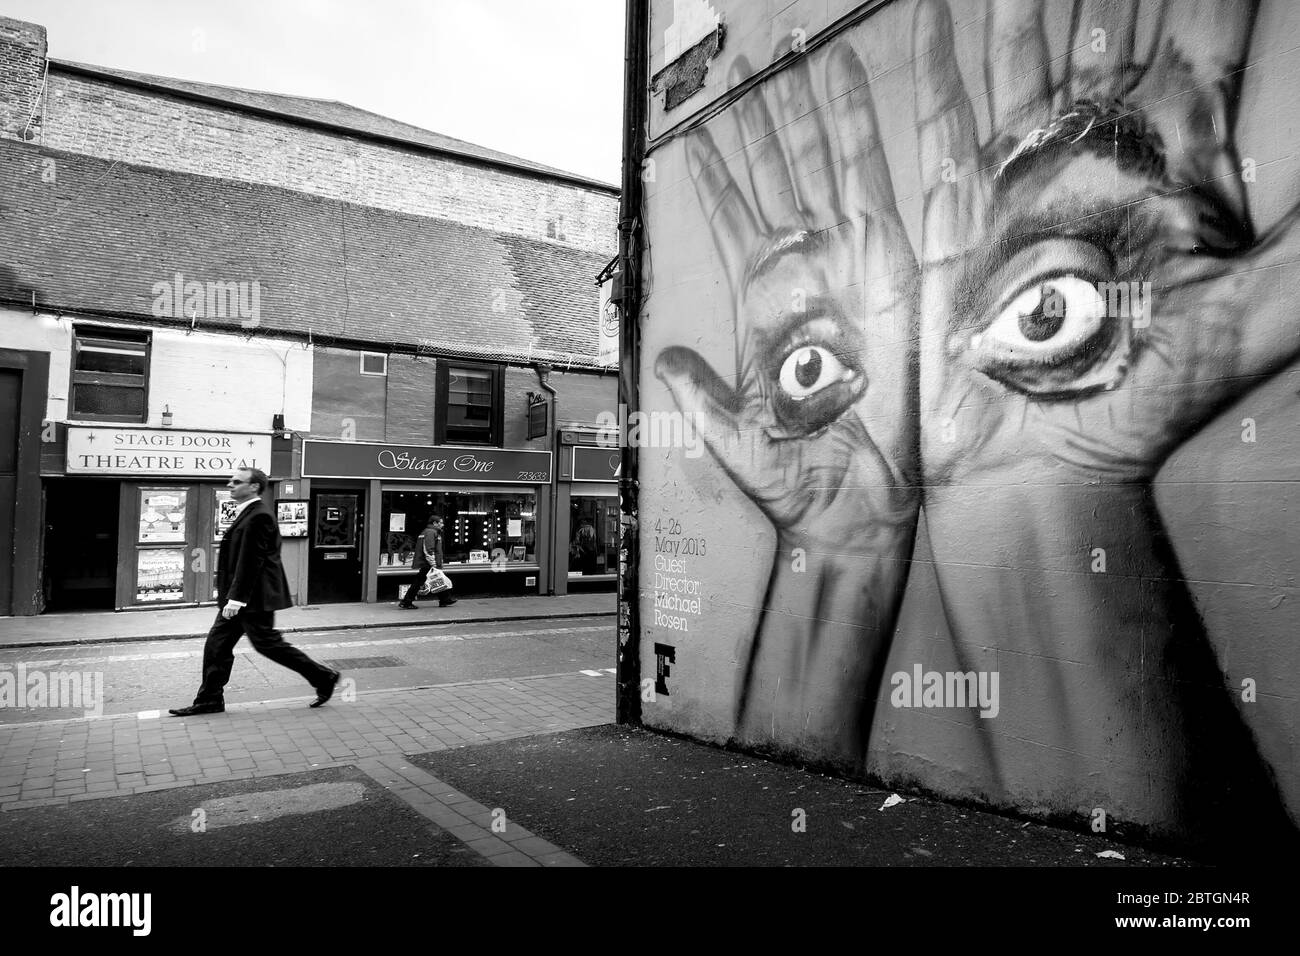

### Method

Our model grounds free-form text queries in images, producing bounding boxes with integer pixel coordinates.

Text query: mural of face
[643,0,1300,853]
[919,0,1298,484]
[913,0,1299,851]
[656,45,920,764]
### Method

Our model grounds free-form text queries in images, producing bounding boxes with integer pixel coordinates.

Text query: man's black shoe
[439,596,458,607]
[397,602,417,609]
[311,668,342,708]
[168,703,224,717]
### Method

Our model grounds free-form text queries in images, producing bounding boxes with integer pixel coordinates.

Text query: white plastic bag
[419,567,453,596]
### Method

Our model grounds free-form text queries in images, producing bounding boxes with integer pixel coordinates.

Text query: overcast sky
[3,0,625,185]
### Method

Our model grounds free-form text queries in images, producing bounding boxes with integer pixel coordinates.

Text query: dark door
[43,479,119,611]
[0,370,18,614]
[308,489,364,603]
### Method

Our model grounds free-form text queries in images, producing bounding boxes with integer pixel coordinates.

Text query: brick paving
[0,671,612,866]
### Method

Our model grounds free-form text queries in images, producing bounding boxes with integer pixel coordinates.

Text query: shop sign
[572,445,620,482]
[302,441,552,484]
[67,427,272,477]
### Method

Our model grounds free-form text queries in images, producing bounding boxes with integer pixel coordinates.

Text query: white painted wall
[0,306,312,431]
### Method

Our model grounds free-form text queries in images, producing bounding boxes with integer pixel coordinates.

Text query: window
[71,325,150,422]
[436,361,503,445]
[360,352,388,376]
[568,497,619,577]
[378,490,537,570]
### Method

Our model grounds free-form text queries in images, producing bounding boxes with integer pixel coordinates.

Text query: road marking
[165,782,367,832]
[579,669,604,676]
[137,710,160,720]
[0,624,613,669]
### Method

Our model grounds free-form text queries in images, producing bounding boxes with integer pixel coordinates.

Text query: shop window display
[379,490,537,570]
[568,497,618,577]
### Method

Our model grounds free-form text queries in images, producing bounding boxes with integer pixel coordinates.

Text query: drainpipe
[534,363,558,595]
[615,0,648,726]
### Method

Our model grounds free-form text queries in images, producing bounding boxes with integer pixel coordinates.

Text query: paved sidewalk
[0,592,615,648]
[0,670,613,866]
[0,657,1213,867]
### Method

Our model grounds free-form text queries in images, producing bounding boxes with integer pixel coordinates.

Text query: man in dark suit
[169,468,340,716]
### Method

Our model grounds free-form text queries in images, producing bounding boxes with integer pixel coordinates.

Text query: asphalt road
[412,725,1195,867]
[0,616,616,722]
[0,764,487,867]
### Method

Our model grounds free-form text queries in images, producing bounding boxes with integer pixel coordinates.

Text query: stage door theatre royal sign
[302,440,552,484]
[66,427,273,476]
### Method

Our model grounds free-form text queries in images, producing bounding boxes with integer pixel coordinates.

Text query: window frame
[69,324,151,424]
[435,359,503,447]
[359,351,388,376]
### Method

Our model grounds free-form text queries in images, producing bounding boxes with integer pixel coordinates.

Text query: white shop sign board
[67,427,273,477]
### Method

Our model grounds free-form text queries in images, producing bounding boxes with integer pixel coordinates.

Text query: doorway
[308,488,365,603]
[0,369,17,614]
[43,479,120,611]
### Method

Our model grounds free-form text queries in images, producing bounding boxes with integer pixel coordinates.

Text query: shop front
[553,432,619,595]
[300,440,553,603]
[50,426,276,610]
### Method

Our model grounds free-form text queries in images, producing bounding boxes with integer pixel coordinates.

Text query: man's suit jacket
[217,497,292,611]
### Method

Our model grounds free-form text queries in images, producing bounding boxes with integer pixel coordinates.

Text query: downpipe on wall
[533,362,558,595]
[615,0,649,726]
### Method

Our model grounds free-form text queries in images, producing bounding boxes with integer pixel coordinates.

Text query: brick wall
[0,17,45,142]
[315,348,612,451]
[38,70,618,255]
[549,368,618,426]
[385,354,436,445]
[310,348,387,441]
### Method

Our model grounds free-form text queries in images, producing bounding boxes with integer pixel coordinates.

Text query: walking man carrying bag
[398,516,458,609]
[169,468,340,716]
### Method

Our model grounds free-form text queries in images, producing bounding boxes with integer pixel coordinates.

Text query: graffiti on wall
[646,0,1300,852]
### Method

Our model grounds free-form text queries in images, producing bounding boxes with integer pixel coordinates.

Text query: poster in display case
[135,548,186,603]
[214,490,237,540]
[138,489,188,543]
[277,500,309,538]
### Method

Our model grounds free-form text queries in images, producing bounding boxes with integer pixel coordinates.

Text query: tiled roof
[51,59,618,192]
[0,139,613,368]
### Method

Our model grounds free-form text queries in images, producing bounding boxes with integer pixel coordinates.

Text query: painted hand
[911,0,1300,845]
[916,0,1300,485]
[656,44,919,550]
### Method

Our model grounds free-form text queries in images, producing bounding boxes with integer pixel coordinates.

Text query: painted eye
[971,273,1129,398]
[777,345,857,400]
[978,276,1105,365]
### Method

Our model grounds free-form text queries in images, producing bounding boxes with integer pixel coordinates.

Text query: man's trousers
[194,607,333,705]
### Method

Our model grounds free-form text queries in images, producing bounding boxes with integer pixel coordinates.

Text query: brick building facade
[0,15,620,621]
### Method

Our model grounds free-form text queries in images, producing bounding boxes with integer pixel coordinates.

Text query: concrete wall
[0,306,312,431]
[636,0,1300,853]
